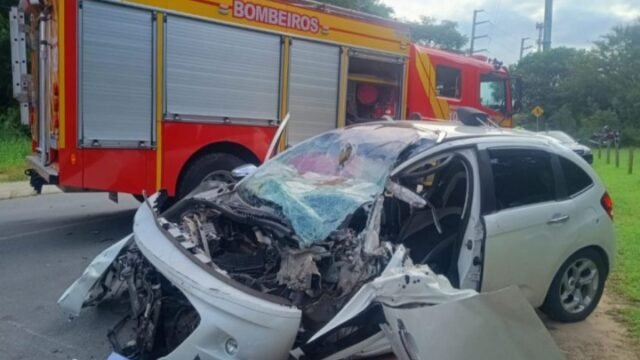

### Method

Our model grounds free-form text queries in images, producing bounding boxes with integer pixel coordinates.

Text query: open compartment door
[346,51,405,124]
[381,287,564,360]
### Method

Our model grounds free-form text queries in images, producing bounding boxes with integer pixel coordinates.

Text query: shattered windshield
[237,124,433,246]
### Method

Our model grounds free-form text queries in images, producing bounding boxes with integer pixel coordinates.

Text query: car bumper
[133,201,301,360]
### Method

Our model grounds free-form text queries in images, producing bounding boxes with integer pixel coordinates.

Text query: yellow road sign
[531,106,544,118]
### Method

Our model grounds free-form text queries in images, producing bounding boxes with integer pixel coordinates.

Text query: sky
[381,0,640,64]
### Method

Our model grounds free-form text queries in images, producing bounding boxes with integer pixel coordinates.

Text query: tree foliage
[0,0,21,136]
[0,0,15,111]
[317,1,467,51]
[408,16,468,52]
[513,19,640,144]
[317,0,394,18]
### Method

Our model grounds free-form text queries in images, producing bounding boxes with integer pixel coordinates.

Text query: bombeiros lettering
[233,0,320,33]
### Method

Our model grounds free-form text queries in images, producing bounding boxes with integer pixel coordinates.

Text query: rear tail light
[601,192,614,220]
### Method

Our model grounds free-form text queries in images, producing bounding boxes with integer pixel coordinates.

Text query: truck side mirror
[513,77,523,113]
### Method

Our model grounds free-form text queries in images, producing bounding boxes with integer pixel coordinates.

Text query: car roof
[350,120,547,144]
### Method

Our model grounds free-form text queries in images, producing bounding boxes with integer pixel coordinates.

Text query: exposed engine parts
[103,184,392,358]
[166,193,390,322]
[153,185,391,336]
[104,247,200,359]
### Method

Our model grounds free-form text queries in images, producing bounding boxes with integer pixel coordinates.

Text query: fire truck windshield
[480,73,507,113]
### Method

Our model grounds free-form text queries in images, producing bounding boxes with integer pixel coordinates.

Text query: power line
[477,10,533,63]
[520,37,533,60]
[469,9,490,55]
[543,0,553,51]
[536,22,544,52]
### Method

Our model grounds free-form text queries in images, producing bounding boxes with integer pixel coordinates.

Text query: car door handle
[548,214,570,224]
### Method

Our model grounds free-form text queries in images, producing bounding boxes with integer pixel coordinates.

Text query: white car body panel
[58,235,134,316]
[133,199,302,360]
[382,287,564,360]
[307,246,478,344]
[481,141,615,307]
[453,149,484,290]
[482,199,575,306]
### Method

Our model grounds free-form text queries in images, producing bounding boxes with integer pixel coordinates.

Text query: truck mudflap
[26,155,59,193]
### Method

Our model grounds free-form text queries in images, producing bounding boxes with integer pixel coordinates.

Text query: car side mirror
[231,164,258,180]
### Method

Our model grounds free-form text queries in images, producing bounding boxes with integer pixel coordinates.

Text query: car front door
[479,145,577,306]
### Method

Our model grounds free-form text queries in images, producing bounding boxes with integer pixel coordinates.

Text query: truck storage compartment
[165,15,281,123]
[79,0,154,148]
[346,52,404,124]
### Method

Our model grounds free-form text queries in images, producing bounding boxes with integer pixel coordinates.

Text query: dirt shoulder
[546,290,640,360]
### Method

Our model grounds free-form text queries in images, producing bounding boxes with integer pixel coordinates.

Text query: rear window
[560,157,593,197]
[489,149,556,211]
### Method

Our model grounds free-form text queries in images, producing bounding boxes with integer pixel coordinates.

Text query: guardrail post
[598,145,602,159]
[630,148,634,175]
[615,147,620,168]
[606,144,611,164]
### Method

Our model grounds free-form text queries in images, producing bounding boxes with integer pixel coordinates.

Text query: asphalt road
[0,192,139,360]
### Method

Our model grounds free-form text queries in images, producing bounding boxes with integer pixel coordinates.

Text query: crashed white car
[60,121,614,359]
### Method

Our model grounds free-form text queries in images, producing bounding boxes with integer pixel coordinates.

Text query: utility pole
[543,0,553,50]
[520,37,533,60]
[536,22,544,52]
[470,9,489,55]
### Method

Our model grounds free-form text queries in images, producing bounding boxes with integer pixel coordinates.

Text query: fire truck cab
[407,46,518,127]
[13,0,412,199]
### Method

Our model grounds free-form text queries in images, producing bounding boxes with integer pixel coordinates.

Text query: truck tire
[178,153,245,199]
[541,248,607,323]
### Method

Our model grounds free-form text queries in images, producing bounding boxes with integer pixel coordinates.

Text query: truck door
[287,40,340,145]
[79,0,155,193]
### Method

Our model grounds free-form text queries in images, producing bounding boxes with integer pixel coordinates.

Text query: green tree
[592,20,640,140]
[409,16,468,52]
[0,0,16,110]
[317,0,394,18]
[514,19,640,144]
[317,2,467,51]
[513,47,591,118]
[0,1,21,136]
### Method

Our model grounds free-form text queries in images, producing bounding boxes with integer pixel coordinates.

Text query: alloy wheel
[559,258,600,314]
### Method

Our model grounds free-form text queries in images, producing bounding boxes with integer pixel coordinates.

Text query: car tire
[541,248,607,323]
[178,153,245,199]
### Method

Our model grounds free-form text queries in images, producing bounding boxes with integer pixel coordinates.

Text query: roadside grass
[0,135,30,182]
[593,148,640,336]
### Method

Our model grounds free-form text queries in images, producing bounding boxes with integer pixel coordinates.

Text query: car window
[559,156,593,197]
[436,65,461,98]
[488,149,556,211]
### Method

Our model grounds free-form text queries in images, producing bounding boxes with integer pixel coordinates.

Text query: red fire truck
[11,0,518,200]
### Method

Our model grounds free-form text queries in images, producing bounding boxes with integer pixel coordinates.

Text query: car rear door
[478,145,577,306]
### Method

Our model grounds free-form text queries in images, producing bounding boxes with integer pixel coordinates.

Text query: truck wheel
[178,153,245,199]
[541,248,606,323]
